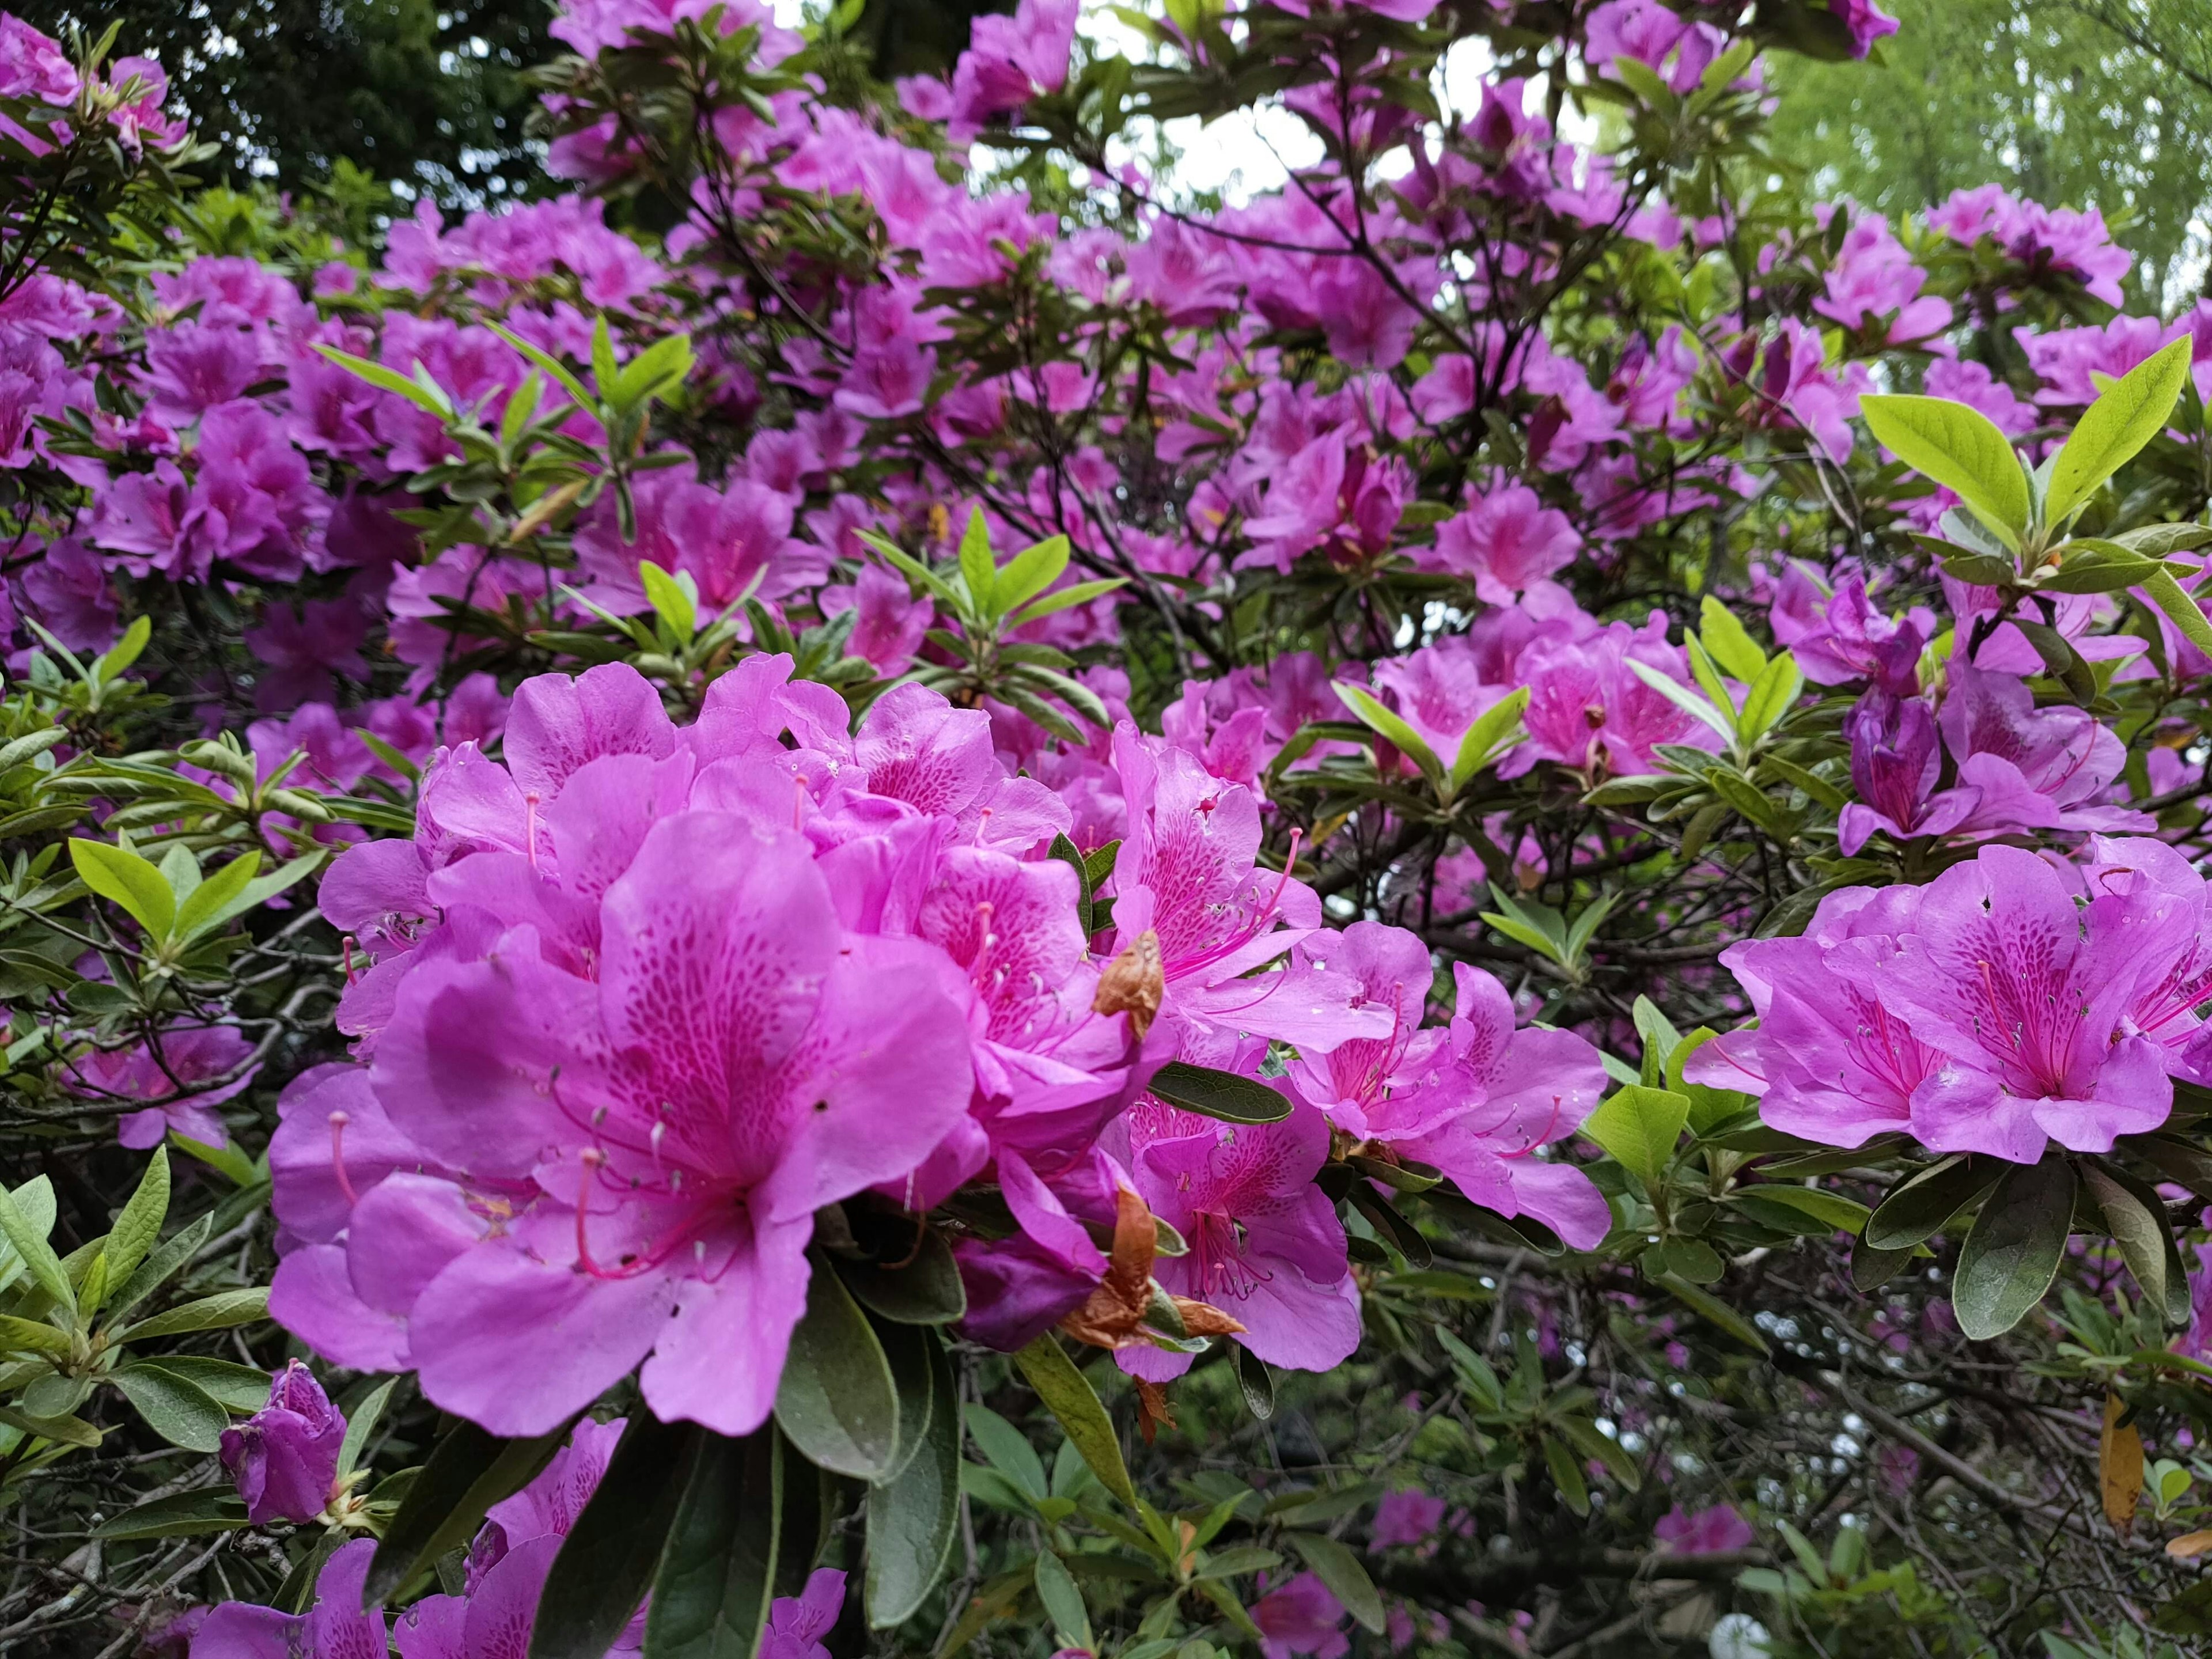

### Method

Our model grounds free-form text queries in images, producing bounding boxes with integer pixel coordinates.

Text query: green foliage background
[1768,0,2212,308]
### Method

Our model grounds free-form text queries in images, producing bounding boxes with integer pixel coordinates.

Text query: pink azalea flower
[1656,1503,1756,1554]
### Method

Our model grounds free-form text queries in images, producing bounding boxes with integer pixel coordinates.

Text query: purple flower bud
[218,1359,346,1525]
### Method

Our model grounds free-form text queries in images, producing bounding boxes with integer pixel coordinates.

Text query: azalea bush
[17,0,2212,1655]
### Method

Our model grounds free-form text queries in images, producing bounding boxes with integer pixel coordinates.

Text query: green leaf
[1285,1532,1385,1634]
[0,1177,71,1314]
[484,322,597,414]
[590,315,619,399]
[1622,660,1736,743]
[1697,596,1768,681]
[837,1227,967,1325]
[2046,337,2192,525]
[1555,1415,1641,1491]
[957,509,997,616]
[366,1416,579,1604]
[994,535,1071,616]
[528,1414,699,1659]
[646,1426,781,1659]
[2082,1161,2191,1328]
[312,343,452,416]
[867,1330,960,1628]
[1652,1272,1770,1355]
[1731,1184,1869,1235]
[104,1211,211,1327]
[1541,1434,1590,1516]
[173,852,262,941]
[1007,578,1127,627]
[0,1315,70,1354]
[607,332,694,411]
[1860,393,2029,548]
[70,838,175,938]
[2036,538,2170,596]
[0,1405,101,1448]
[1579,1086,1690,1188]
[1863,1156,1998,1251]
[1033,1549,1093,1652]
[2142,566,2212,660]
[1734,653,1804,746]
[1952,1157,2075,1340]
[96,615,152,681]
[1233,1343,1275,1421]
[113,1286,268,1342]
[774,1255,901,1480]
[1013,1335,1137,1509]
[141,1357,270,1413]
[103,1146,169,1291]
[1446,688,1529,796]
[109,1363,230,1452]
[965,1404,1048,1501]
[1145,1061,1291,1124]
[1332,682,1441,783]
[94,1487,250,1540]
[338,1376,399,1479]
[639,559,699,636]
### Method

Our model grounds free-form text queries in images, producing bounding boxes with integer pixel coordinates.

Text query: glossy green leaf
[366,1416,579,1605]
[836,1226,967,1326]
[2046,336,2192,525]
[1332,681,1441,782]
[1864,1156,1998,1251]
[1952,1157,2075,1340]
[1445,687,1529,795]
[867,1331,959,1628]
[114,1286,268,1341]
[774,1256,900,1480]
[1579,1085,1689,1187]
[1013,1335,1137,1509]
[529,1413,698,1659]
[70,837,175,938]
[95,1487,251,1540]
[1861,393,2029,547]
[1697,596,1768,681]
[646,1427,782,1659]
[1145,1061,1292,1124]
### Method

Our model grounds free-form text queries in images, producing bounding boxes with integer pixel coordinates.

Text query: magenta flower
[1110,726,1388,1054]
[1836,843,2195,1161]
[1655,1503,1756,1554]
[760,1569,847,1659]
[1371,1488,1447,1548]
[192,1537,384,1659]
[1426,480,1580,604]
[1115,1055,1358,1382]
[344,810,974,1436]
[1252,1572,1349,1659]
[71,1024,259,1150]
[218,1361,346,1526]
[1691,885,1940,1149]
[1376,964,1613,1249]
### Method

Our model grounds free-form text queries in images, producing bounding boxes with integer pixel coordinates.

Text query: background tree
[1768,0,2212,307]
[13,0,552,205]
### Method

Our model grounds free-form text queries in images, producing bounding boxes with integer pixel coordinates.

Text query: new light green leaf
[1447,687,1529,795]
[1580,1085,1690,1187]
[2046,336,2192,526]
[71,838,175,938]
[1332,682,1441,783]
[1861,393,2029,550]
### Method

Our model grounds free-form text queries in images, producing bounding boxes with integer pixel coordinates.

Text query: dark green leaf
[1012,1335,1137,1509]
[94,1488,250,1540]
[1864,1156,1998,1251]
[866,1331,959,1629]
[836,1226,967,1325]
[645,1427,783,1659]
[774,1255,900,1480]
[529,1413,698,1659]
[110,1364,230,1453]
[1145,1062,1291,1124]
[366,1416,579,1605]
[1953,1158,2075,1340]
